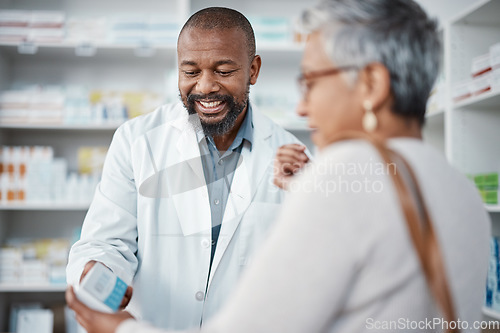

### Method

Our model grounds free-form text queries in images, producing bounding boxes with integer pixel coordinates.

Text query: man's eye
[184,71,198,77]
[216,70,235,77]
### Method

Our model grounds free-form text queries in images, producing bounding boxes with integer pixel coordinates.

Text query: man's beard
[183,89,249,137]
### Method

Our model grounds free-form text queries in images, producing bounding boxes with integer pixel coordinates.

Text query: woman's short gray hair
[300,0,440,124]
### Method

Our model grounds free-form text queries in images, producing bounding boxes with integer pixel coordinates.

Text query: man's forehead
[177,27,248,63]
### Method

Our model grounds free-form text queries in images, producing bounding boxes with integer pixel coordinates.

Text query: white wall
[415,0,483,26]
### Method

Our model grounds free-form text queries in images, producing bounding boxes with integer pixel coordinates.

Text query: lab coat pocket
[238,202,282,266]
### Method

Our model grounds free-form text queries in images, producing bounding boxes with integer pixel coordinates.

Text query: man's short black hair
[179,7,256,62]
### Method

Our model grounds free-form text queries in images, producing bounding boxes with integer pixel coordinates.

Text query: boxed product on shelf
[471,71,492,95]
[452,79,472,102]
[29,11,65,29]
[28,27,64,43]
[0,87,65,124]
[0,145,101,204]
[491,42,500,69]
[0,248,22,284]
[16,308,53,333]
[0,10,30,27]
[0,26,29,42]
[0,238,70,286]
[146,17,179,45]
[473,172,499,205]
[0,10,65,43]
[0,90,29,123]
[474,172,498,188]
[480,190,498,205]
[486,237,500,311]
[471,53,491,77]
[77,146,108,176]
[0,85,162,125]
[492,67,500,91]
[65,17,108,44]
[108,16,147,44]
[89,90,163,120]
[249,16,291,45]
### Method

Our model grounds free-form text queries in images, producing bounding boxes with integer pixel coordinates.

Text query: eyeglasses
[297,66,358,99]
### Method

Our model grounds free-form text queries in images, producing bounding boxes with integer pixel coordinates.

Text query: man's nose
[196,72,220,95]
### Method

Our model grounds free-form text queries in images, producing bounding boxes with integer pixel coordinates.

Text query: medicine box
[74,262,128,313]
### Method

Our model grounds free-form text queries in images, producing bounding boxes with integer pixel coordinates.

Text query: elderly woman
[67,0,490,332]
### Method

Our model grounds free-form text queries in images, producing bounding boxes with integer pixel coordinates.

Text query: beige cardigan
[118,139,490,333]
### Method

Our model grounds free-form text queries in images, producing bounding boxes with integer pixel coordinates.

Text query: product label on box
[103,278,128,311]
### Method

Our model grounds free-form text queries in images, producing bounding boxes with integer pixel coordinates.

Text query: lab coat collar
[208,104,274,286]
[171,102,274,277]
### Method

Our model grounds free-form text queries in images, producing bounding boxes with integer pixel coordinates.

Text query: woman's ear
[358,62,391,113]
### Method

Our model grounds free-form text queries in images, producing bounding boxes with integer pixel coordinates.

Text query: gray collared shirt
[196,105,254,271]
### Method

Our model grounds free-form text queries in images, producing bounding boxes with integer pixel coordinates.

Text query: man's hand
[80,261,133,309]
[274,144,310,190]
[66,286,134,333]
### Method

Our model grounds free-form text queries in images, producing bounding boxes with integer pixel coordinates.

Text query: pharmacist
[66,6,309,331]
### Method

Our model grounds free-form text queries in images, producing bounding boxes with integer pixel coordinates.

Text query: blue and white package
[74,262,128,313]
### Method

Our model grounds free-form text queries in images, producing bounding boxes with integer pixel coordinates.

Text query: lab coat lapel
[171,115,211,236]
[208,108,274,283]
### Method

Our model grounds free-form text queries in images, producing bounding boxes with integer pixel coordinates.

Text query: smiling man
[66,7,309,331]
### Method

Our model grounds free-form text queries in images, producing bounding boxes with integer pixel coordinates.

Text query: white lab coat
[67,102,305,329]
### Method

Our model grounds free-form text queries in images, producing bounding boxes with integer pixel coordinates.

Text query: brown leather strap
[328,131,458,332]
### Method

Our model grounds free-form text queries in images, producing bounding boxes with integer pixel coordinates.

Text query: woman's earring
[362,100,377,132]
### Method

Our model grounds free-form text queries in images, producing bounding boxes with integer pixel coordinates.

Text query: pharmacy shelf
[0,203,90,211]
[425,109,445,120]
[483,307,500,320]
[0,122,121,131]
[485,205,500,213]
[0,284,66,292]
[454,89,500,110]
[0,41,177,61]
[0,41,303,60]
[451,0,500,26]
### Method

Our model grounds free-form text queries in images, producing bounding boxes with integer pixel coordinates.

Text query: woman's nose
[296,99,308,117]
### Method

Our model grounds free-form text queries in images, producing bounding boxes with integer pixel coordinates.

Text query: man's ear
[358,62,391,113]
[249,55,262,85]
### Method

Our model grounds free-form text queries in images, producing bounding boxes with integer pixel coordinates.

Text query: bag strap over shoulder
[329,131,458,333]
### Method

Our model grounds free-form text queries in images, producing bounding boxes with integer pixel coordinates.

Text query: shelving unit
[0,0,497,331]
[0,203,89,211]
[0,123,122,130]
[434,0,500,322]
[0,0,312,330]
[0,284,66,292]
[486,205,500,213]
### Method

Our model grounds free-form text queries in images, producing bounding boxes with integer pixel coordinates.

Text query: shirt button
[218,159,223,165]
[214,199,220,205]
[195,291,204,301]
[201,239,210,248]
